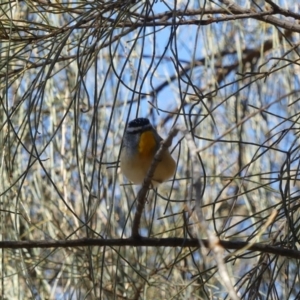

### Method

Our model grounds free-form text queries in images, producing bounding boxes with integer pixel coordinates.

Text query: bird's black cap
[127,118,152,133]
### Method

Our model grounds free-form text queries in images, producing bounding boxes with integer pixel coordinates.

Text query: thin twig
[131,127,179,238]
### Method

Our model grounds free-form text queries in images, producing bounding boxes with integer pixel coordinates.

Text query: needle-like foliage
[1,0,300,299]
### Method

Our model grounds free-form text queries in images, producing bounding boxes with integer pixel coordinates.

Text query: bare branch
[0,237,299,259]
[131,127,179,238]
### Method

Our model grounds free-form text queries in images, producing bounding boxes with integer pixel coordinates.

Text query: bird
[120,118,176,187]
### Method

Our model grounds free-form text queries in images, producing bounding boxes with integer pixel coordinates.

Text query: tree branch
[0,237,299,258]
[219,0,300,32]
[131,127,179,238]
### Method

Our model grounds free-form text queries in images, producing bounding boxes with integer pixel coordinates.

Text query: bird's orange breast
[138,131,156,157]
